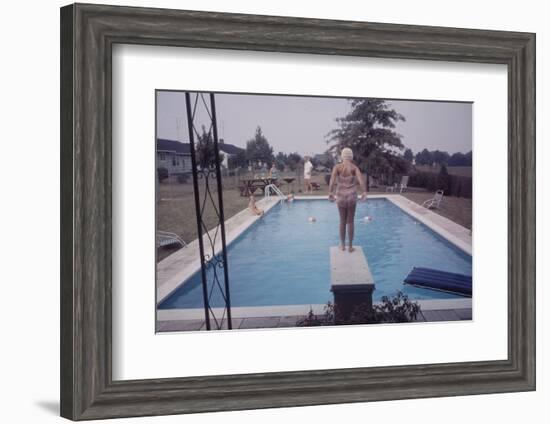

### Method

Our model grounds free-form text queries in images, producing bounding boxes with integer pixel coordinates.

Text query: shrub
[408,170,472,198]
[297,291,421,326]
[437,164,451,194]
[297,302,335,326]
[157,167,168,182]
[177,173,189,184]
[348,292,421,324]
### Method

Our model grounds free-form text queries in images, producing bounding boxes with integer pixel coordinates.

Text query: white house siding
[157,151,191,175]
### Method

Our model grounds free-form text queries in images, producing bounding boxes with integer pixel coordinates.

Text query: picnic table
[239,178,278,196]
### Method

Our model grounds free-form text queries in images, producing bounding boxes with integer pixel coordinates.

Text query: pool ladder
[264,184,286,203]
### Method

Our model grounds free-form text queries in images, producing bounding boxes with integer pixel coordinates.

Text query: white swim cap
[341,147,353,161]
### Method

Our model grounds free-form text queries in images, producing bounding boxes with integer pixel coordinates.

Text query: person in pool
[248,195,264,216]
[328,147,367,252]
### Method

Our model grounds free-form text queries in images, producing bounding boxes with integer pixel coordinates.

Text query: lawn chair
[399,175,409,193]
[385,183,398,192]
[422,190,444,209]
[157,231,187,249]
[368,176,379,188]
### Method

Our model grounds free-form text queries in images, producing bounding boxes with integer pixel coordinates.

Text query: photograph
[52,2,536,421]
[155,91,473,332]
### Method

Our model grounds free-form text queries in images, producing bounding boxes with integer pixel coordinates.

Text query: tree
[315,152,336,169]
[327,99,405,176]
[448,150,472,166]
[415,148,433,166]
[274,152,287,171]
[228,149,247,169]
[196,126,224,169]
[286,152,302,171]
[432,150,450,166]
[245,126,274,167]
[464,150,472,166]
[437,164,451,193]
[403,148,414,162]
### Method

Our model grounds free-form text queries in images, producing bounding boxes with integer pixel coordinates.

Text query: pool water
[159,199,472,309]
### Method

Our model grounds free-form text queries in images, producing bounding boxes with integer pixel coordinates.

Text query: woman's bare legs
[346,202,356,252]
[337,205,348,250]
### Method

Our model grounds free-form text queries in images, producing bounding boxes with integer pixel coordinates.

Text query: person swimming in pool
[328,147,367,252]
[248,195,264,216]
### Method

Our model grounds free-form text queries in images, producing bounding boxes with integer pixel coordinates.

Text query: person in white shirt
[303,157,313,193]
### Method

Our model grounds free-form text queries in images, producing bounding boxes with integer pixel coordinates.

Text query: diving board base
[330,246,376,323]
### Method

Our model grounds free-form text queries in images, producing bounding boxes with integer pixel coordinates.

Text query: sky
[156,91,472,157]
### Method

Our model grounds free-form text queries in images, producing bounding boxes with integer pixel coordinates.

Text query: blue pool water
[159,199,472,309]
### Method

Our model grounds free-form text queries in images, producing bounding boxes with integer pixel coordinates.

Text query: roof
[218,143,244,155]
[156,138,244,155]
[157,138,190,154]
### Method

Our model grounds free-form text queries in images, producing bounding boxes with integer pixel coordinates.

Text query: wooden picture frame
[60,3,535,420]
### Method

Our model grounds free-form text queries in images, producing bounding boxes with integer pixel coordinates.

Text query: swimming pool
[158,198,472,309]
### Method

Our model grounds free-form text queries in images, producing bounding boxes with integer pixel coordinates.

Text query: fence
[408,171,472,198]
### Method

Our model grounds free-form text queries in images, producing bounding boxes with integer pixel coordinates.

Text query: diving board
[330,246,376,321]
[403,267,472,297]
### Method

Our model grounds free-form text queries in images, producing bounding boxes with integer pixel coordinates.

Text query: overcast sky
[157,91,472,156]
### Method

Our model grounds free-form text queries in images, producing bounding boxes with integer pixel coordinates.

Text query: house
[156,138,245,175]
[156,138,191,176]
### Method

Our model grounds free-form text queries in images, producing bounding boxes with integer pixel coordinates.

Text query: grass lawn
[156,181,250,262]
[156,172,472,262]
[400,192,472,230]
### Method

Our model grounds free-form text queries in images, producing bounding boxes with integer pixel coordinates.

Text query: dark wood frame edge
[60,3,536,420]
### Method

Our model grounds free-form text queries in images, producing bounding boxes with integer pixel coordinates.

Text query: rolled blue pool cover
[403,267,472,297]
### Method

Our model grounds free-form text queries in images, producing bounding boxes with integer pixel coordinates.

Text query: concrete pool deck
[157,196,280,303]
[156,194,473,330]
[156,298,473,332]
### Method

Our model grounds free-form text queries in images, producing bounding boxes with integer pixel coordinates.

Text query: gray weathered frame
[60,3,536,421]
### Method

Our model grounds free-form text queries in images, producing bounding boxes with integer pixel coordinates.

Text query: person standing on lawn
[303,156,313,193]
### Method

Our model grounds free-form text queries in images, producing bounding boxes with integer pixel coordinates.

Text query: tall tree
[228,149,247,169]
[432,150,450,166]
[403,148,414,162]
[286,152,302,171]
[196,126,224,169]
[274,152,287,171]
[245,126,274,167]
[437,164,451,193]
[415,148,433,166]
[327,99,406,175]
[448,151,472,166]
[464,150,472,166]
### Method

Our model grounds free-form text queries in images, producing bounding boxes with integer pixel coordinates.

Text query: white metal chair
[157,231,187,248]
[422,190,444,209]
[385,183,398,192]
[399,175,409,193]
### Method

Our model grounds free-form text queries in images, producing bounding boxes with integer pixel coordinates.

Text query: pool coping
[157,298,472,321]
[157,193,472,306]
[157,196,280,304]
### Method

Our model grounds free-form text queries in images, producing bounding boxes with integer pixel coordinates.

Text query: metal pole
[209,93,232,329]
[185,92,211,330]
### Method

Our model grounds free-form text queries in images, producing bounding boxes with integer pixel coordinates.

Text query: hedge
[408,171,472,198]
